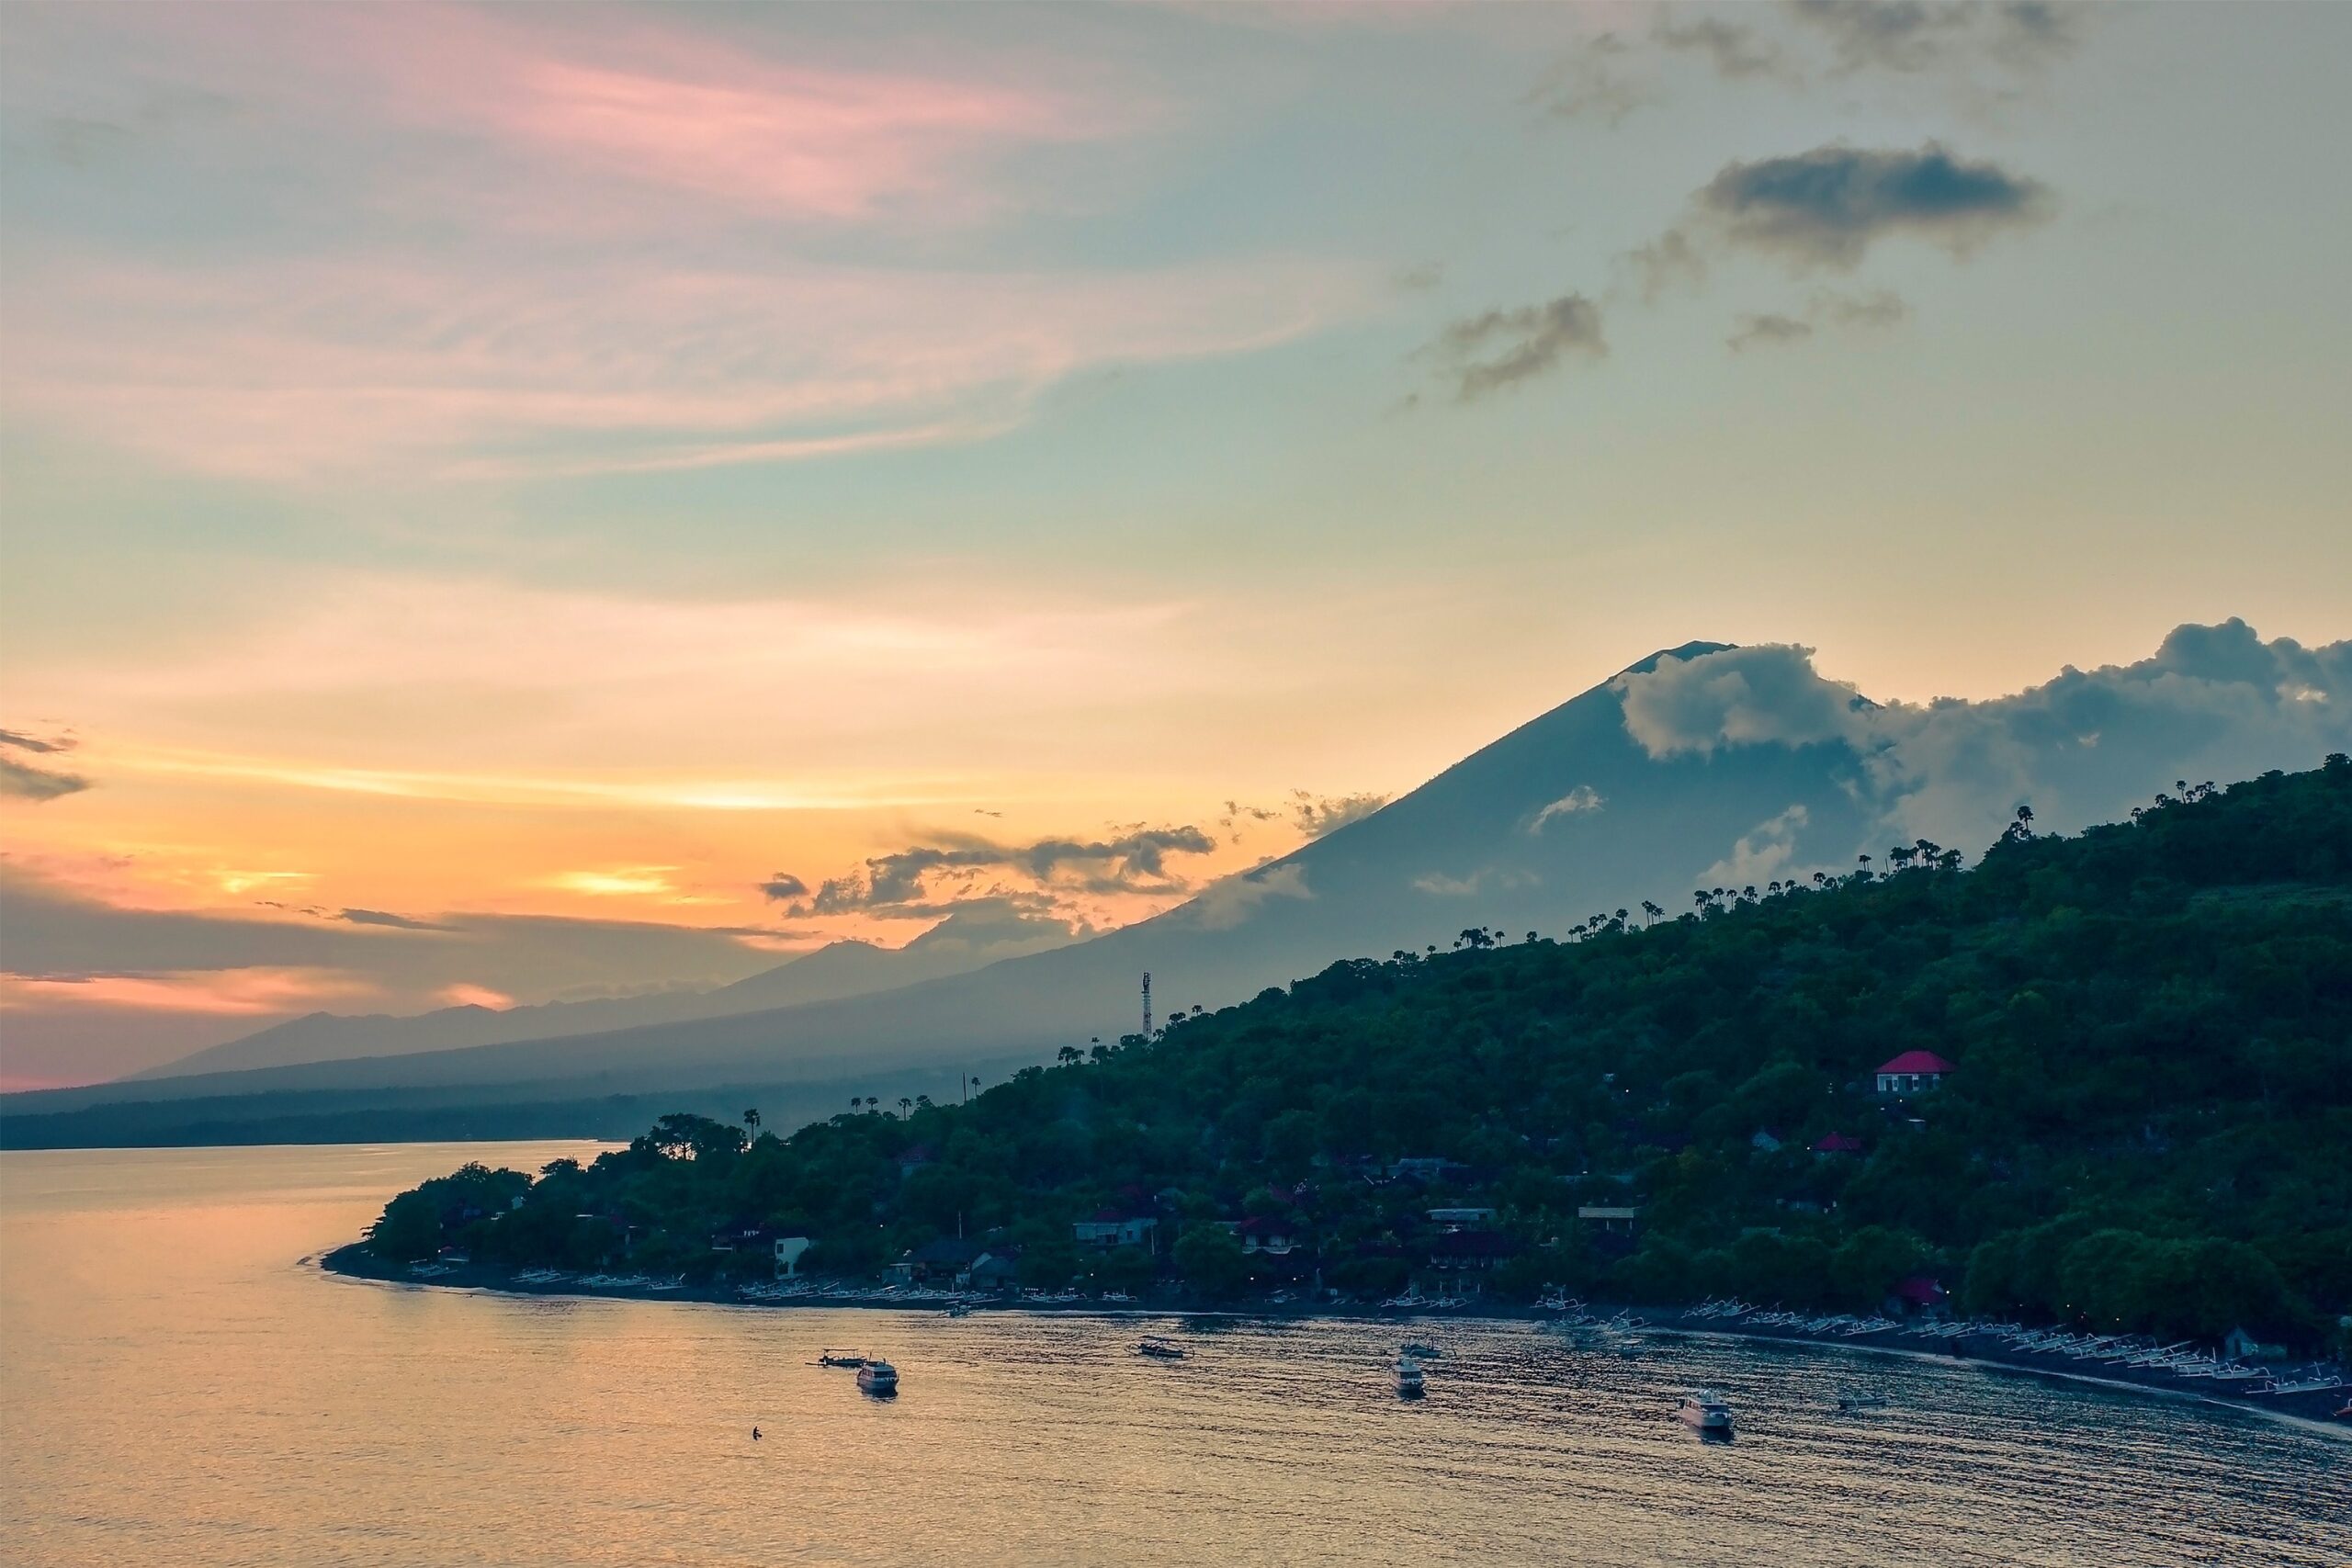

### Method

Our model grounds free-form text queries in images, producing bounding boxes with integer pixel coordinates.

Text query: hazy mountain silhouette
[17,625,2344,1137]
[128,904,1076,1082]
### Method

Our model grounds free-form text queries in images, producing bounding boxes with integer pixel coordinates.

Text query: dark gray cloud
[1789,0,2079,76]
[1432,295,1608,400]
[786,824,1218,917]
[334,908,452,931]
[1696,142,2052,268]
[0,728,91,801]
[1729,288,1907,351]
[757,872,810,902]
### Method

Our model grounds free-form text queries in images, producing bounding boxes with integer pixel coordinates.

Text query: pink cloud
[499,55,1078,220]
[3,254,1381,480]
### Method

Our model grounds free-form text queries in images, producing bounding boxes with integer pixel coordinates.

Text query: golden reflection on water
[2,1145,2344,1567]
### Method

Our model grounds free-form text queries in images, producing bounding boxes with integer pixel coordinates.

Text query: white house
[773,1235,812,1279]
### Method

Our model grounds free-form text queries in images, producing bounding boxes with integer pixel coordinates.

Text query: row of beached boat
[1670,1298,2352,1401]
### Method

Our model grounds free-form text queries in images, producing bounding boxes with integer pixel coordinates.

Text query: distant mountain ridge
[130,907,1076,1081]
[13,625,2346,1145]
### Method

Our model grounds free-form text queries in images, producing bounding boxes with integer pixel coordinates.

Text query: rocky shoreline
[320,1244,2350,1432]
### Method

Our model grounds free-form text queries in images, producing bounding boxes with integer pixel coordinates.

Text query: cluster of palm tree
[2132,780,2217,821]
[834,1095,930,1120]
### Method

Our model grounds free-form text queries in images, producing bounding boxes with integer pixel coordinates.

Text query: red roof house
[1874,1051,1956,1096]
[1813,1133,1865,1155]
[1890,1274,1948,1314]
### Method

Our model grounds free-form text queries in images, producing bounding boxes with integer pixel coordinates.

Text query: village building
[1874,1051,1957,1097]
[1426,1231,1519,1277]
[1575,1204,1640,1235]
[1072,1210,1158,1250]
[1236,1216,1300,1256]
[773,1235,812,1279]
[967,1250,1022,1292]
[889,1236,982,1285]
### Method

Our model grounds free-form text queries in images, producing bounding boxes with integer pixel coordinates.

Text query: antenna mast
[1141,971,1152,1039]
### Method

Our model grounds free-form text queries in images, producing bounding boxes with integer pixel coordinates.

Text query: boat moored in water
[1678,1390,1734,1433]
[814,1348,867,1369]
[1395,1354,1427,1398]
[1135,1337,1188,1360]
[856,1359,899,1396]
[1400,1341,1442,1359]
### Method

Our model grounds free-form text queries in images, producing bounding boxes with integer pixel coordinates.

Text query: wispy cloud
[0,966,376,1017]
[1430,294,1608,400]
[1789,1,2082,78]
[1530,785,1605,832]
[1728,288,1908,351]
[4,255,1378,483]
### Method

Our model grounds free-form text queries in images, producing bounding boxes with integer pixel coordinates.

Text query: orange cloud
[0,967,375,1017]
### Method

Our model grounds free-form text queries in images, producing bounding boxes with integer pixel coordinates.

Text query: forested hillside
[369,757,2352,1348]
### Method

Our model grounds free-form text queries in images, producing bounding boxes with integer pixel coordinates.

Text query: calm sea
[0,1144,2342,1567]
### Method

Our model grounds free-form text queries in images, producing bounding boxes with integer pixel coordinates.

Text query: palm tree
[1057,1045,1081,1066]
[743,1108,761,1141]
[1642,899,1663,927]
[898,1097,912,1118]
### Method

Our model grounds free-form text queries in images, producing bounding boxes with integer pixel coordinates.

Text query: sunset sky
[4,2,2348,1088]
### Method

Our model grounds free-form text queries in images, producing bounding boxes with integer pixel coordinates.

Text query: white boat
[1135,1336,1188,1360]
[1678,1390,1734,1433]
[1395,1354,1426,1398]
[856,1359,899,1396]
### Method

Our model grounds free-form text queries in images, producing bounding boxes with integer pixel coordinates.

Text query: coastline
[318,1244,2351,1435]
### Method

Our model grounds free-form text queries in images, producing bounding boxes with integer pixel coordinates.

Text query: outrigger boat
[1395,1353,1426,1398]
[812,1348,867,1369]
[1678,1390,1735,1434]
[1135,1336,1188,1360]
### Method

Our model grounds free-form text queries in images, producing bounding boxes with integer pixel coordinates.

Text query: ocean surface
[0,1144,2343,1567]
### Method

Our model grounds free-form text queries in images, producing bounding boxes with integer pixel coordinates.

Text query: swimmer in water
[752,1427,762,1440]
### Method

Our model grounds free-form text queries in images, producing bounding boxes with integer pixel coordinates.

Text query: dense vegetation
[370,759,2352,1351]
